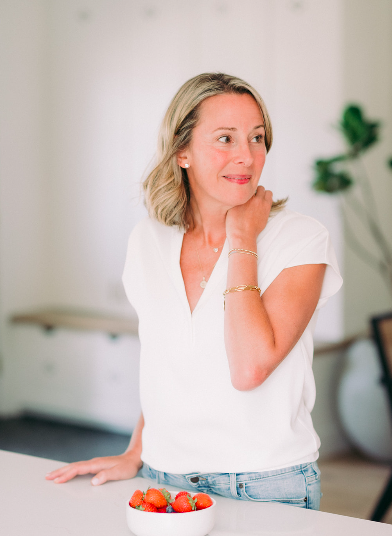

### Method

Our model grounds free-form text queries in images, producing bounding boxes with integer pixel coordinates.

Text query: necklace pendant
[213,247,218,252]
[200,278,207,289]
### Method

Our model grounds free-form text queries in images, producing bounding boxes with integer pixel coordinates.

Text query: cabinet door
[13,326,141,433]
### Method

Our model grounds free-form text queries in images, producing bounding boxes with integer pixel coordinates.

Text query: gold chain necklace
[196,244,224,289]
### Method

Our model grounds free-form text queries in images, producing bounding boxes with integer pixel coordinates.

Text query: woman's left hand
[225,186,273,245]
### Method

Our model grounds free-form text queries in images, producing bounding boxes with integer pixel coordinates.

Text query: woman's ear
[177,151,189,169]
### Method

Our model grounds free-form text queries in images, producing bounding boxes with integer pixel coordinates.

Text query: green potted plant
[312,104,392,294]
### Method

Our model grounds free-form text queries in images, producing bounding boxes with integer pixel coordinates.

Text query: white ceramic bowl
[126,490,216,536]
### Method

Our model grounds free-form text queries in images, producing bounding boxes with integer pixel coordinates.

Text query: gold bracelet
[228,248,258,259]
[223,285,261,310]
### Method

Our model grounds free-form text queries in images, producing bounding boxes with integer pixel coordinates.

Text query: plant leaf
[340,104,380,154]
[312,160,353,193]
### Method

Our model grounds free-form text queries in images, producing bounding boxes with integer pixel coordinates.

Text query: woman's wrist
[123,447,143,468]
[228,237,258,252]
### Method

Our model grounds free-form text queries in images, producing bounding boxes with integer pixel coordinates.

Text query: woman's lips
[223,175,251,184]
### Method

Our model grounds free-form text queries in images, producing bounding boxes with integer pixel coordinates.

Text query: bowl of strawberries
[127,487,216,536]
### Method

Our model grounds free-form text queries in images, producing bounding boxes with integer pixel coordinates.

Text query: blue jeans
[141,461,321,510]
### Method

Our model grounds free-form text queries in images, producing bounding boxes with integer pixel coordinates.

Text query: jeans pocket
[239,470,308,507]
[304,463,321,510]
[304,461,321,484]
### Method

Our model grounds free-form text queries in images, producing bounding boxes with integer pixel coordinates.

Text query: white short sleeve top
[122,208,342,474]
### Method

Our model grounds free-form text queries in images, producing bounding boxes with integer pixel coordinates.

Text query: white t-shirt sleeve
[285,229,343,309]
[122,217,150,310]
[257,211,342,310]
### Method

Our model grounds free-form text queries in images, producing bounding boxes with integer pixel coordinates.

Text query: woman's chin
[221,189,255,207]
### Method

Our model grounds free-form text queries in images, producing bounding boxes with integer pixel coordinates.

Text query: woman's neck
[188,197,228,248]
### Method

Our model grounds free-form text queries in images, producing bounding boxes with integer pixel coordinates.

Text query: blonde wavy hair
[143,72,286,229]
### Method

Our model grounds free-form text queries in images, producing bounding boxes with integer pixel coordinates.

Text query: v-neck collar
[194,236,228,313]
[147,210,288,317]
[169,223,229,316]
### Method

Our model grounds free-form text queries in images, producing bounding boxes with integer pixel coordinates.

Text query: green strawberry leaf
[159,488,172,504]
[188,496,197,511]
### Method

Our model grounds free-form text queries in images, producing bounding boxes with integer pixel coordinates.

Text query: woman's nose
[233,140,253,167]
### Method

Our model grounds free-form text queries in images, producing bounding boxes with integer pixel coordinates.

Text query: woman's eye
[251,134,264,143]
[218,135,231,143]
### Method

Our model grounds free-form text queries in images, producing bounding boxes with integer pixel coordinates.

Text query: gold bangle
[223,285,261,310]
[228,248,258,259]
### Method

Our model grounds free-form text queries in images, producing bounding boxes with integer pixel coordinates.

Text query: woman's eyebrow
[213,124,265,132]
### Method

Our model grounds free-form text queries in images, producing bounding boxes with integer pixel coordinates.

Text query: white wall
[342,0,392,335]
[271,0,344,340]
[0,0,370,453]
[0,0,50,413]
[42,0,345,337]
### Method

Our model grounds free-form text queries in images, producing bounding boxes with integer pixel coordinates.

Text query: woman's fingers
[53,466,85,484]
[46,459,95,480]
[253,185,272,212]
[48,463,95,484]
[45,454,140,485]
[93,455,141,485]
[45,464,76,481]
[91,461,136,486]
[91,469,109,486]
[91,463,126,486]
[255,185,272,202]
[255,187,273,211]
[226,185,274,242]
[46,457,117,483]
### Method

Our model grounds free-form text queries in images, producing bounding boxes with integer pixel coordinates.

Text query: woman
[46,73,342,510]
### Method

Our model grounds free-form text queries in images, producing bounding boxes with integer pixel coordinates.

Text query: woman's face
[180,92,267,210]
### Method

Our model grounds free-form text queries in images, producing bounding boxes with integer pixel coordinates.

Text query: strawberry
[172,494,197,513]
[159,488,173,504]
[144,488,167,508]
[156,506,167,513]
[136,501,158,512]
[193,492,213,510]
[129,489,144,508]
[175,490,191,500]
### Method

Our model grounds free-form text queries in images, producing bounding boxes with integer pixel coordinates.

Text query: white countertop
[0,450,390,535]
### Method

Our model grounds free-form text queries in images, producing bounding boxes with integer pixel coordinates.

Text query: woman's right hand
[45,449,142,486]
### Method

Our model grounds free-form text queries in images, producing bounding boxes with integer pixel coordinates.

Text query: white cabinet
[12,326,141,433]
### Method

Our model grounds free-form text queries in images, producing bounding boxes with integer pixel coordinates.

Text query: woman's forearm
[224,239,326,392]
[224,239,276,391]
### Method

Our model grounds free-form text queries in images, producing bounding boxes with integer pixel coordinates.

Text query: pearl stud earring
[184,163,189,168]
